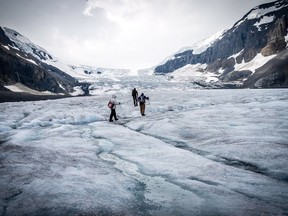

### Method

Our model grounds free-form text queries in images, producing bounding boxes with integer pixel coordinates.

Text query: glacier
[0,75,287,216]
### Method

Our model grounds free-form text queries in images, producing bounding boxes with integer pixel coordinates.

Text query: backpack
[108,101,114,109]
[138,96,145,103]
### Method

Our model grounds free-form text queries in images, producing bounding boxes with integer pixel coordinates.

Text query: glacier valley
[0,75,287,216]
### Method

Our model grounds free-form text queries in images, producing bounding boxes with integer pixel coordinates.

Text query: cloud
[0,0,276,70]
[83,0,142,24]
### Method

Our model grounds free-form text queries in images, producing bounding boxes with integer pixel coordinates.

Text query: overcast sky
[0,0,274,70]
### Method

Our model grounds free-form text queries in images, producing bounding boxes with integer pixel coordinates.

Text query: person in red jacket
[108,95,121,122]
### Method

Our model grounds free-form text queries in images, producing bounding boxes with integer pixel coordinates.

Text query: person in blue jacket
[137,93,149,116]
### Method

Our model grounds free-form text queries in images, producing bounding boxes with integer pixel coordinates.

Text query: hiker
[137,93,149,116]
[132,88,138,106]
[108,95,121,122]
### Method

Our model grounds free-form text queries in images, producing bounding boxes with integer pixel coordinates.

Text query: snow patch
[4,83,55,95]
[254,15,274,31]
[234,53,276,73]
[3,27,51,61]
[1,44,10,50]
[247,6,278,20]
[158,30,226,66]
[16,53,38,65]
[176,30,226,55]
[71,86,84,96]
[235,3,286,27]
[169,64,218,82]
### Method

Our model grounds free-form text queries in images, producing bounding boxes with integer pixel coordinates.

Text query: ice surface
[0,76,287,215]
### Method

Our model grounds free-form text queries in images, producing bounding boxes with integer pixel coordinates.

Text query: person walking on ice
[108,95,121,122]
[132,88,138,106]
[137,93,149,116]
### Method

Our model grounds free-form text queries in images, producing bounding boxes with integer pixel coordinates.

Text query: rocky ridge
[0,27,81,94]
[155,0,288,88]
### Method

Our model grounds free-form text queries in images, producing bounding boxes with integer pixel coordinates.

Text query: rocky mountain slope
[155,0,288,88]
[1,0,287,94]
[0,26,138,96]
[0,27,81,94]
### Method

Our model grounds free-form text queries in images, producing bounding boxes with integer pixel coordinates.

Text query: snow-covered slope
[3,27,53,61]
[235,0,288,27]
[1,26,145,96]
[1,27,137,84]
[176,30,226,56]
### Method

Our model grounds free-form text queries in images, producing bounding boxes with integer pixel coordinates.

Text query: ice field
[0,76,288,216]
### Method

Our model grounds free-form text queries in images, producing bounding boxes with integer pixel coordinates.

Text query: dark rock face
[261,16,287,56]
[243,49,288,88]
[221,70,252,82]
[0,28,12,46]
[155,0,288,88]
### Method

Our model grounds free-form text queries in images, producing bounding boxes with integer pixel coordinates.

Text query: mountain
[0,26,141,96]
[154,0,288,88]
[1,0,287,95]
[0,27,82,94]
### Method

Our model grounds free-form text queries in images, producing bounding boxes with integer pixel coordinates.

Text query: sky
[0,0,275,70]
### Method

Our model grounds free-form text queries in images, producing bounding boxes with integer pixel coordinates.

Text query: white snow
[43,59,92,81]
[16,53,38,65]
[247,6,278,20]
[254,15,274,31]
[71,86,85,96]
[4,83,55,95]
[0,76,287,216]
[157,30,226,66]
[235,3,287,28]
[3,27,51,61]
[168,64,218,83]
[176,30,226,55]
[233,53,276,74]
[42,60,136,83]
[1,45,9,50]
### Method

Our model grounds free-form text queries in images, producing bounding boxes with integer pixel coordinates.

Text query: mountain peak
[2,26,53,61]
[154,0,288,88]
[234,0,288,27]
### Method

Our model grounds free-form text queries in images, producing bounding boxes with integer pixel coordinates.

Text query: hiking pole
[147,99,151,113]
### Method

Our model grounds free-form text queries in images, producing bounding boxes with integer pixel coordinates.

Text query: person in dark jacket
[137,93,149,116]
[132,88,138,106]
[108,95,121,122]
